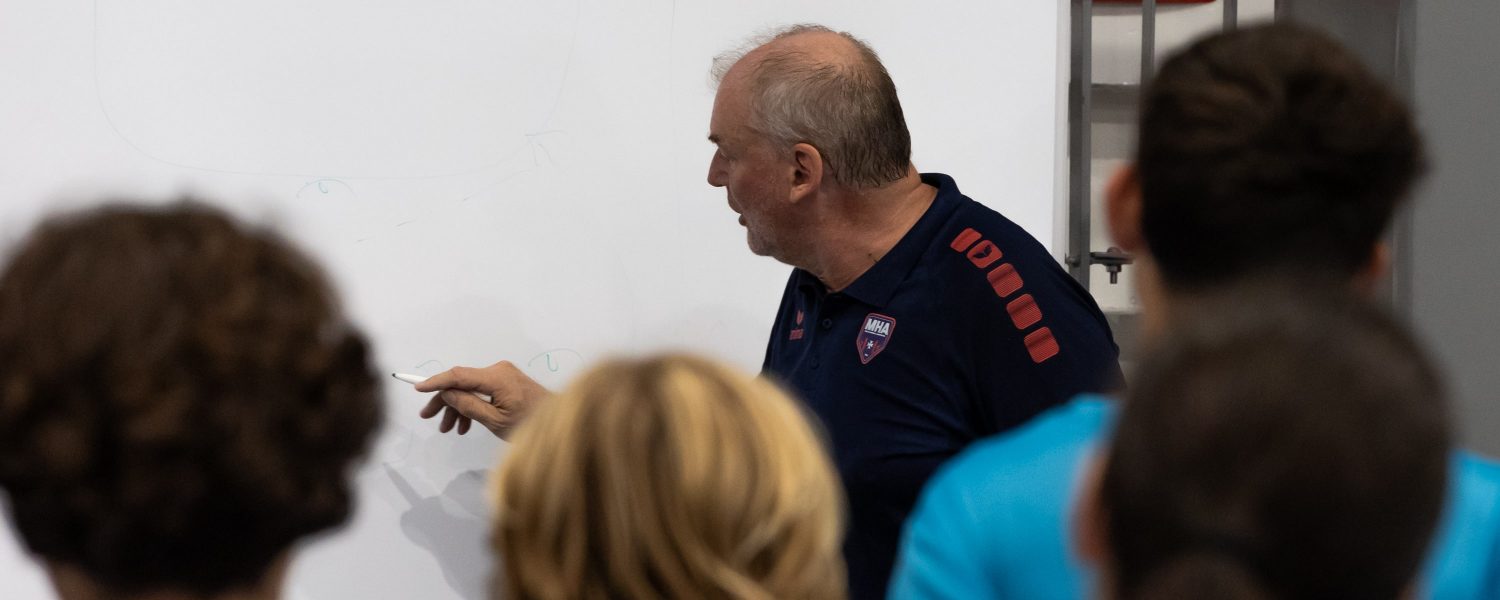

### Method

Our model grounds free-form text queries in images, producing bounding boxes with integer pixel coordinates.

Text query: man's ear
[1105,164,1145,253]
[1352,241,1393,298]
[788,142,824,203]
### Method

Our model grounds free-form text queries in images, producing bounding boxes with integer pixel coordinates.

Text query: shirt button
[810,357,821,369]
[820,318,834,330]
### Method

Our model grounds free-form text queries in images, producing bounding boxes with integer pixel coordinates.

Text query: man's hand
[416,361,549,440]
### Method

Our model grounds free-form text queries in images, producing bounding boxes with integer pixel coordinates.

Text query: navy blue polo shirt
[761,173,1122,600]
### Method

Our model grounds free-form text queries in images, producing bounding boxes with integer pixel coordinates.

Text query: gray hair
[712,24,912,189]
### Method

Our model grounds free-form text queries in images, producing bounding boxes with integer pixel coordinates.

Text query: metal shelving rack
[1065,0,1242,289]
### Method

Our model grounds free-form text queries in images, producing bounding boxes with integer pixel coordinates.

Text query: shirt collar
[802,173,963,308]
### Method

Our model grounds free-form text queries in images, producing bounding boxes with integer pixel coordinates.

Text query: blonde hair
[492,354,846,600]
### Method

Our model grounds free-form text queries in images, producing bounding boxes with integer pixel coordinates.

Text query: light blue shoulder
[1457,451,1500,487]
[931,395,1116,501]
[1421,449,1500,599]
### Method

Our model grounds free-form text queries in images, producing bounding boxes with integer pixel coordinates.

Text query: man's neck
[49,559,287,600]
[1133,259,1173,342]
[1139,260,1371,343]
[801,169,937,292]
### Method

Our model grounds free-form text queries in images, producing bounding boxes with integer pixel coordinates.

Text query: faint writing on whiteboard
[528,348,583,373]
[295,178,355,199]
[525,130,568,167]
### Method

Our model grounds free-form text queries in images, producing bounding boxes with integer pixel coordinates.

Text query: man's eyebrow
[707,133,722,144]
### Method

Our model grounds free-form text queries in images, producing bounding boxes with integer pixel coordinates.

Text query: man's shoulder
[940,188,1052,256]
[900,395,1115,598]
[912,192,1063,307]
[1451,450,1500,519]
[1457,450,1500,485]
[1424,450,1500,598]
[915,175,1048,262]
[930,395,1116,501]
[923,184,1093,317]
[1447,450,1500,524]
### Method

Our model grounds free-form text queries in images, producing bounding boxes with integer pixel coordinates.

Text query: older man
[418,25,1121,599]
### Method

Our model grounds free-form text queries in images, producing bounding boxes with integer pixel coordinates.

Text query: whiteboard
[0,1,1066,598]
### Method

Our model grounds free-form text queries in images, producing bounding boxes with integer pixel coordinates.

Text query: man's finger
[419,394,446,419]
[413,366,476,393]
[440,404,459,433]
[440,390,497,421]
[456,417,472,435]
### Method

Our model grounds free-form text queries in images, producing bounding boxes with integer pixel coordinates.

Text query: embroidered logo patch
[856,313,896,365]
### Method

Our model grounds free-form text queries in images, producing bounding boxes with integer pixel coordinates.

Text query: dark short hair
[0,203,381,596]
[1137,23,1425,289]
[714,24,912,188]
[1103,285,1450,598]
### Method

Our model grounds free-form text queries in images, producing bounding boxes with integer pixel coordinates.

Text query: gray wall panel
[1412,1,1500,454]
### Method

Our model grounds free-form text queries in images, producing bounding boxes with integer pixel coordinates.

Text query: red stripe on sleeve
[1007,293,1043,330]
[966,240,1003,269]
[1024,327,1061,364]
[987,263,1024,298]
[950,228,983,252]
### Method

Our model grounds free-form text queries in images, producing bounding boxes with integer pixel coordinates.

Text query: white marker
[391,372,494,404]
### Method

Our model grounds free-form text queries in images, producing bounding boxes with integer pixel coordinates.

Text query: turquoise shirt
[889,395,1500,599]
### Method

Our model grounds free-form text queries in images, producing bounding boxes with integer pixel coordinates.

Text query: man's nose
[707,153,726,188]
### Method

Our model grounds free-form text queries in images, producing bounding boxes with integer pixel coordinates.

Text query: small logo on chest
[856,313,897,364]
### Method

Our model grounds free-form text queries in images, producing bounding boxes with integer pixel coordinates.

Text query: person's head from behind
[493,354,846,599]
[0,203,381,599]
[1078,288,1450,599]
[707,24,912,263]
[1106,23,1425,309]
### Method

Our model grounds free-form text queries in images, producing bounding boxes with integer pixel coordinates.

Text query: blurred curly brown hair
[0,202,381,596]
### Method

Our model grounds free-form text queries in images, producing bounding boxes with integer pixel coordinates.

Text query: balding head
[713,25,864,83]
[711,25,911,189]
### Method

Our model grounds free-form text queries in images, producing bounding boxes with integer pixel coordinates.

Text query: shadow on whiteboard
[384,465,492,600]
